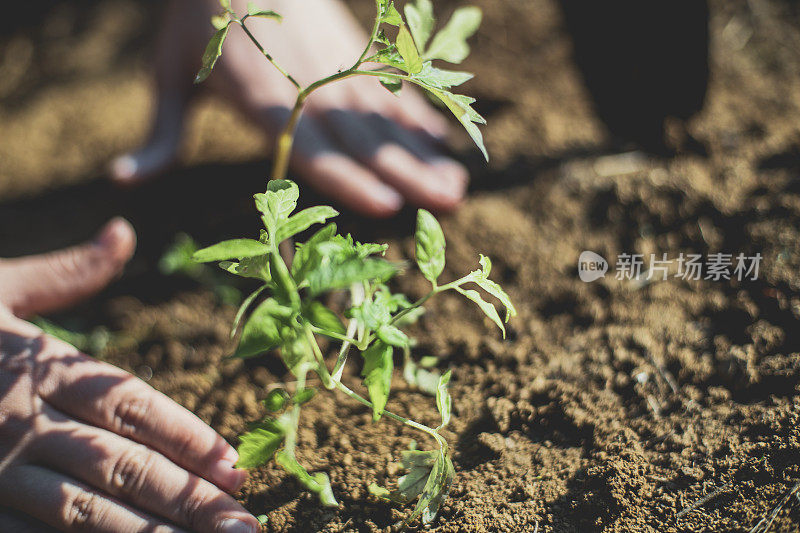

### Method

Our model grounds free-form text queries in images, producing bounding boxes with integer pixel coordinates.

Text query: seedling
[193,0,512,526]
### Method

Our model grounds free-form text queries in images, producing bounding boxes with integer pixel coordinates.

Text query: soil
[2,0,800,531]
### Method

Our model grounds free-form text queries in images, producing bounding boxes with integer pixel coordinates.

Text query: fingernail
[218,518,258,533]
[373,185,403,212]
[211,456,248,492]
[110,154,138,181]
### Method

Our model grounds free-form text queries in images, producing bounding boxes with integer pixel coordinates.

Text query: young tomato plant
[193,0,512,526]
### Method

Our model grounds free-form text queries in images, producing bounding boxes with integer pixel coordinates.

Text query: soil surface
[2,0,800,531]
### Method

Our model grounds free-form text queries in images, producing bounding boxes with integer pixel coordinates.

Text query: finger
[31,410,259,533]
[316,108,468,211]
[0,464,182,533]
[30,337,246,493]
[0,507,57,533]
[0,218,136,318]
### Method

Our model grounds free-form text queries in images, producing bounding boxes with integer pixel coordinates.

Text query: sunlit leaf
[370,45,407,71]
[231,286,267,339]
[263,388,289,411]
[424,6,482,64]
[275,205,338,243]
[193,239,270,263]
[426,88,488,160]
[236,419,286,468]
[235,298,294,358]
[219,255,271,281]
[435,369,452,427]
[361,342,393,421]
[255,180,299,236]
[195,25,230,83]
[305,301,346,335]
[404,0,435,51]
[380,2,403,26]
[308,258,398,296]
[412,63,473,90]
[415,209,446,284]
[246,2,282,20]
[396,26,423,74]
[455,286,504,337]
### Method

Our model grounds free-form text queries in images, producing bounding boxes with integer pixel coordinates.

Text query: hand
[110,0,469,218]
[0,219,260,533]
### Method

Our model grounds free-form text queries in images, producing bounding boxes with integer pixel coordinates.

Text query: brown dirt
[2,0,800,531]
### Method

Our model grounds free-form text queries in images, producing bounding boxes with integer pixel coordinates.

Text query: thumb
[0,218,137,318]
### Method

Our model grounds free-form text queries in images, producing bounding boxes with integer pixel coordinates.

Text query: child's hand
[0,220,259,533]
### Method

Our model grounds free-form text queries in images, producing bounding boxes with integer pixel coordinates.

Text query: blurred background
[2,0,800,531]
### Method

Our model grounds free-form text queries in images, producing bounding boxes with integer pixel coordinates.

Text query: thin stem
[271,95,305,180]
[332,283,366,381]
[354,0,384,66]
[236,19,301,90]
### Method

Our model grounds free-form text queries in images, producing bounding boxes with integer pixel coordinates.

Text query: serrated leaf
[231,285,266,339]
[219,255,271,281]
[307,258,398,296]
[380,76,403,95]
[473,277,516,322]
[361,342,393,421]
[404,0,435,51]
[427,88,488,160]
[455,286,505,337]
[236,420,285,468]
[275,450,338,507]
[291,223,337,281]
[415,209,446,284]
[380,2,403,26]
[396,26,423,74]
[246,2,282,20]
[280,334,314,377]
[305,301,346,335]
[275,205,338,243]
[412,63,473,90]
[424,6,482,64]
[235,298,294,358]
[377,324,409,347]
[422,455,455,524]
[195,25,229,84]
[255,180,299,236]
[436,369,452,427]
[193,239,270,263]
[407,452,446,524]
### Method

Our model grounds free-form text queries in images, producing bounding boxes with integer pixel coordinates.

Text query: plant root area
[1,0,800,531]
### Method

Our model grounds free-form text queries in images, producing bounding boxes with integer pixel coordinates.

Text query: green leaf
[455,286,505,337]
[236,419,285,468]
[396,26,423,74]
[219,255,271,281]
[424,6,482,64]
[436,369,452,427]
[263,388,289,411]
[415,209,446,284]
[219,0,232,10]
[307,258,398,296]
[275,451,338,507]
[404,0,435,51]
[231,285,267,339]
[159,233,203,277]
[255,180,299,237]
[380,2,403,26]
[412,63,473,90]
[465,255,516,322]
[370,45,407,71]
[305,301,346,335]
[195,25,230,84]
[422,455,455,524]
[235,298,294,358]
[379,76,403,95]
[361,342,394,421]
[211,14,230,30]
[275,205,338,243]
[427,88,488,160]
[193,239,270,263]
[280,334,315,377]
[408,452,449,525]
[348,286,412,331]
[377,324,409,348]
[291,223,337,281]
[246,2,282,20]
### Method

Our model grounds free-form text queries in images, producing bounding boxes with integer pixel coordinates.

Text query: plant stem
[271,95,305,180]
[236,19,301,90]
